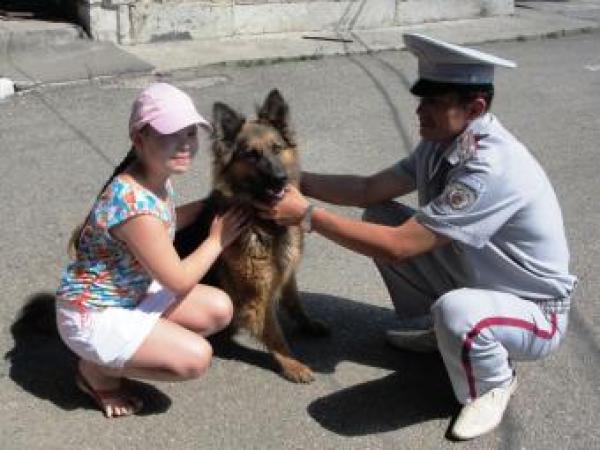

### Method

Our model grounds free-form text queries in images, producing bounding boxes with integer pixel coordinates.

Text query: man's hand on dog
[255,184,310,226]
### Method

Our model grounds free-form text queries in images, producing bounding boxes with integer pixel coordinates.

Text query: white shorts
[56,281,177,368]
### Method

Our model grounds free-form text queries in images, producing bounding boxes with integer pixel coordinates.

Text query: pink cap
[128,82,211,137]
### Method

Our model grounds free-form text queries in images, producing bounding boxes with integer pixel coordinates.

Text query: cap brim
[150,109,212,135]
[410,79,493,97]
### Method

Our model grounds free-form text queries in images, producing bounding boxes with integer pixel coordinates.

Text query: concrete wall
[396,0,513,24]
[75,0,514,45]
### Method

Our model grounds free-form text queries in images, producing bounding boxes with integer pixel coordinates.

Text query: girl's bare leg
[163,284,233,336]
[78,285,232,417]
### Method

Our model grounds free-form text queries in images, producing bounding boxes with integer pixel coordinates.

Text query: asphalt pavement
[1,2,599,449]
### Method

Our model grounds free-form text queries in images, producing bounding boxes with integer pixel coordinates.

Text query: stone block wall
[73,0,514,45]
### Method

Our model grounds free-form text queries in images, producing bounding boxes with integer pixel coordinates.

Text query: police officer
[256,33,577,440]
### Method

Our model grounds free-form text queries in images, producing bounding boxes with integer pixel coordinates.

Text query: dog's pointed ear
[258,89,295,145]
[213,102,245,144]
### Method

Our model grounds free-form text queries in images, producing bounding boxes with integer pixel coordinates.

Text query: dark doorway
[0,0,77,22]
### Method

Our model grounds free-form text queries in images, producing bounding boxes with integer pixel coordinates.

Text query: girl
[56,82,249,418]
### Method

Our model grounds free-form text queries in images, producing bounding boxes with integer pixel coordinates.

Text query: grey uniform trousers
[363,201,569,404]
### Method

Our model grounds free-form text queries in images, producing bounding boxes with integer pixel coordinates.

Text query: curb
[126,7,600,74]
[0,21,86,53]
[10,24,598,94]
[2,6,599,91]
[214,26,599,70]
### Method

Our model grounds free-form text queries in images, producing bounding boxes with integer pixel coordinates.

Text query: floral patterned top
[57,175,176,310]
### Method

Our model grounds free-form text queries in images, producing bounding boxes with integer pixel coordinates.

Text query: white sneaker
[385,328,438,353]
[451,375,518,440]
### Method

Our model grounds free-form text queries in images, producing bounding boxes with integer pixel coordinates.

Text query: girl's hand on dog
[209,206,251,249]
[255,184,310,226]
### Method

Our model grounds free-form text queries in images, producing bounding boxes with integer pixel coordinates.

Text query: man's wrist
[301,203,316,233]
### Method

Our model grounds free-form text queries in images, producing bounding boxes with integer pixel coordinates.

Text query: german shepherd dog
[174,90,328,383]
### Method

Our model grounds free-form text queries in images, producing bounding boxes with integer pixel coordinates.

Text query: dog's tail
[11,293,58,338]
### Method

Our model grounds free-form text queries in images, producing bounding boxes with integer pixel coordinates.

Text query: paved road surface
[1,32,599,449]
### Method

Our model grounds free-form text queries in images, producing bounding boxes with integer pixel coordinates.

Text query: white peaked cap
[403,33,516,86]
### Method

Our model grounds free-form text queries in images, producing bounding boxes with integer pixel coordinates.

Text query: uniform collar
[445,112,492,165]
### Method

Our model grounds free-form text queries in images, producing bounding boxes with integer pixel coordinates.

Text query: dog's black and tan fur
[175,90,327,383]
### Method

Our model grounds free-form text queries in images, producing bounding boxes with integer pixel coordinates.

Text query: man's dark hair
[410,79,495,111]
[456,85,494,111]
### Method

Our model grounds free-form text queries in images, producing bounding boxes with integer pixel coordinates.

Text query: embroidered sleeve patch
[443,181,478,211]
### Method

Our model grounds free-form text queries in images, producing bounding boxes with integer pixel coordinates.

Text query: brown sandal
[75,371,143,418]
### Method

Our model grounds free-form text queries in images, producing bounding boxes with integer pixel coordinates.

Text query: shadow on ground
[7,291,458,430]
[4,293,171,416]
[308,371,459,436]
[210,291,460,434]
[300,292,459,434]
[210,291,409,374]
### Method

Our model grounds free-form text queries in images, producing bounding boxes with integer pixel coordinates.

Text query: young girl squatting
[56,83,249,418]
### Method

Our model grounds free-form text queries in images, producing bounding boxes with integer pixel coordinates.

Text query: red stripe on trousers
[461,313,557,400]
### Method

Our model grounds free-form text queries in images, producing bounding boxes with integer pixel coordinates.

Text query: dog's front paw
[277,356,315,383]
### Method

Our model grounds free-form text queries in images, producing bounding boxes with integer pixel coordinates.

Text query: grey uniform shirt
[396,113,577,301]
